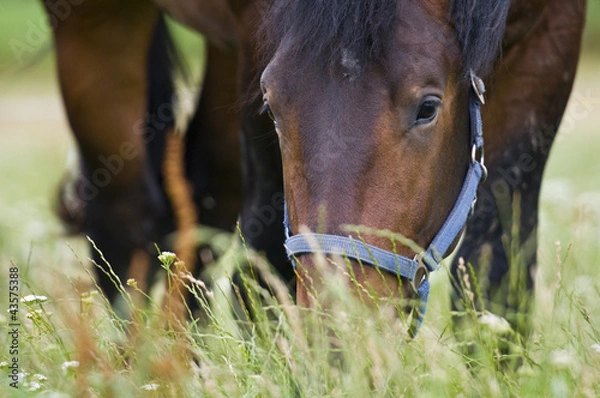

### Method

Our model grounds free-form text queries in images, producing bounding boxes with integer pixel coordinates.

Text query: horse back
[153,0,254,45]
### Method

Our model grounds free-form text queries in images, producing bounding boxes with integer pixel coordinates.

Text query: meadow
[1,2,600,397]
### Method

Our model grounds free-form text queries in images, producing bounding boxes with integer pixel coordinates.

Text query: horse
[43,0,587,341]
[42,0,268,310]
[253,0,587,337]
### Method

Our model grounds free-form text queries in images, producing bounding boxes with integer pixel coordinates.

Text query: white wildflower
[478,312,512,335]
[27,309,51,319]
[591,344,600,354]
[177,272,212,296]
[80,291,98,304]
[32,374,48,382]
[549,350,574,369]
[21,295,48,304]
[61,361,80,372]
[158,251,177,267]
[0,361,8,369]
[140,383,160,391]
[26,381,41,391]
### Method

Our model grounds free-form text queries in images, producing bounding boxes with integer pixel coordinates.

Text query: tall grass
[1,219,600,397]
[1,2,599,397]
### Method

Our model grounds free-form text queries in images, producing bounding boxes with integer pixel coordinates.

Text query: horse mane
[258,0,511,78]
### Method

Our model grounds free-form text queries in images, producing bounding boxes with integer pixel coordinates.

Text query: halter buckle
[470,70,486,104]
[411,252,430,293]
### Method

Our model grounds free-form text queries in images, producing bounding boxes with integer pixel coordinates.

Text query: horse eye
[260,101,276,122]
[415,99,440,124]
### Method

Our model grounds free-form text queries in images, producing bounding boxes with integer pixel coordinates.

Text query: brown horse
[43,0,265,307]
[254,0,586,337]
[44,0,587,341]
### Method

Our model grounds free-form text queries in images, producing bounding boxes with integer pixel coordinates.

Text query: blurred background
[0,2,598,297]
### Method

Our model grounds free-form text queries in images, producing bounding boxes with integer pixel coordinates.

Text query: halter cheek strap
[283,72,487,337]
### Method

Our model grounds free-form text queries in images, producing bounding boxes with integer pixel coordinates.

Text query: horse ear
[155,0,240,46]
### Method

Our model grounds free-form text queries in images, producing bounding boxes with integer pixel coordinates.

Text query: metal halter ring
[411,252,430,293]
[471,145,488,182]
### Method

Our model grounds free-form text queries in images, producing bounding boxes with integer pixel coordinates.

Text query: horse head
[259,0,509,330]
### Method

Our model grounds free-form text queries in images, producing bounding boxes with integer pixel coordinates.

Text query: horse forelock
[259,0,511,79]
[258,0,397,74]
[450,0,512,77]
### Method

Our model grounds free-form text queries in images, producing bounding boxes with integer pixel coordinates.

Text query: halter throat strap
[283,73,487,336]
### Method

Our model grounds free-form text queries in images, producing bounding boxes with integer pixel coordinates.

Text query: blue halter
[283,73,487,337]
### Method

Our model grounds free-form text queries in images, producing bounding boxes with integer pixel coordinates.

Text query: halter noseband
[283,72,487,337]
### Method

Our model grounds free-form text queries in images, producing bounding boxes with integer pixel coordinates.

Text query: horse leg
[451,0,586,340]
[184,44,242,235]
[176,42,242,297]
[46,1,174,305]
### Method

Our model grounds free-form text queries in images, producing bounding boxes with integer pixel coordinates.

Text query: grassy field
[1,2,600,397]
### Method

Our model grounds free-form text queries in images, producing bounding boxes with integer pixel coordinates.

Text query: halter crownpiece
[283,72,487,337]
